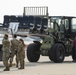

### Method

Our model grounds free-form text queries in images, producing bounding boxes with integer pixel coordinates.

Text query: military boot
[4,67,10,71]
[18,65,24,69]
[18,61,25,69]
[18,67,24,69]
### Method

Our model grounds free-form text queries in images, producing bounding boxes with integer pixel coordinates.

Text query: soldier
[17,39,25,69]
[9,34,19,67]
[2,34,10,71]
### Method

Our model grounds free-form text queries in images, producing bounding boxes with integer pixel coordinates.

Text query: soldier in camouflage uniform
[9,34,19,67]
[2,34,10,71]
[17,39,25,69]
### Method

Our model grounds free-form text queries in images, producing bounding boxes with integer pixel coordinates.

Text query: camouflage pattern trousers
[3,52,10,68]
[9,50,19,67]
[18,52,25,68]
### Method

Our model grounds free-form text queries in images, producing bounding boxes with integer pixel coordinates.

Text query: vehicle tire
[49,43,65,63]
[48,45,56,61]
[72,46,76,61]
[27,43,40,62]
[0,44,3,61]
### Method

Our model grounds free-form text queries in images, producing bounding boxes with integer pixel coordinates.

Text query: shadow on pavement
[25,60,76,67]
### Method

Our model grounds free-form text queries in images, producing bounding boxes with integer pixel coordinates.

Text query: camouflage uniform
[2,34,10,71]
[18,41,25,69]
[10,37,19,67]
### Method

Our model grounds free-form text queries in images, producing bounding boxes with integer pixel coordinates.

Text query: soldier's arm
[18,43,22,53]
[2,39,4,44]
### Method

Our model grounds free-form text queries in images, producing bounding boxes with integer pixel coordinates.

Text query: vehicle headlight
[40,40,43,44]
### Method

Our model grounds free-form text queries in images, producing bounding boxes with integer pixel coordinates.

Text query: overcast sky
[0,0,76,23]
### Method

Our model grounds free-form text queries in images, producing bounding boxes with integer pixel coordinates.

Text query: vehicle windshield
[71,18,76,32]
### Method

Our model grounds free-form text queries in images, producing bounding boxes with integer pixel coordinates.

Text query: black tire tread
[27,43,40,62]
[49,43,65,63]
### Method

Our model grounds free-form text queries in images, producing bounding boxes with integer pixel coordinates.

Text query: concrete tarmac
[0,55,76,75]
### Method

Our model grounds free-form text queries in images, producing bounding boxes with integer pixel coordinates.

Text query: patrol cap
[13,34,17,38]
[4,34,8,39]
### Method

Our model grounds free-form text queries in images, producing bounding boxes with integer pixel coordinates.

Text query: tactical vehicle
[26,15,76,63]
[0,6,76,63]
[23,7,76,63]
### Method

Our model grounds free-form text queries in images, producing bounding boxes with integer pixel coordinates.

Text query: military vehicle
[0,6,76,63]
[23,7,76,63]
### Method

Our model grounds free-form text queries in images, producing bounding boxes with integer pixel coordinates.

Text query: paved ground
[0,54,76,75]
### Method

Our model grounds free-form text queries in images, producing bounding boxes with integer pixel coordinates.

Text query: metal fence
[23,6,48,17]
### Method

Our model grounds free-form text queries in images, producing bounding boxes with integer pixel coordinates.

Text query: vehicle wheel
[27,43,40,62]
[0,45,2,50]
[49,43,65,63]
[72,46,75,61]
[0,45,3,61]
[48,45,56,61]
